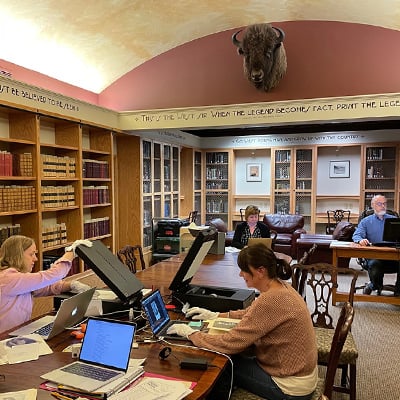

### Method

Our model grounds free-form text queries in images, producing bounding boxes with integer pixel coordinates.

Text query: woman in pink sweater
[168,243,318,400]
[0,235,91,333]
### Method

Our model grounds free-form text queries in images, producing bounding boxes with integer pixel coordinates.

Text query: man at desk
[352,194,400,296]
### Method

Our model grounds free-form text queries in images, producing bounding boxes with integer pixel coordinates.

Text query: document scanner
[169,228,256,312]
[69,240,145,313]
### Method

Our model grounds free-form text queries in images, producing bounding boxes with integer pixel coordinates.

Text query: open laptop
[141,289,202,340]
[9,288,96,340]
[41,317,137,392]
[247,237,273,249]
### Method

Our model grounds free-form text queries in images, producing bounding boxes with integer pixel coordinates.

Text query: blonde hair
[245,205,260,220]
[0,235,35,272]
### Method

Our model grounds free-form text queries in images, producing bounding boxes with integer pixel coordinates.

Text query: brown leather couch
[296,221,355,267]
[262,214,306,258]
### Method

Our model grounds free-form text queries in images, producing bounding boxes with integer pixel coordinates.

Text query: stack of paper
[110,376,193,400]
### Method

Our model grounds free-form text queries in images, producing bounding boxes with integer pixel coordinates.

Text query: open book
[207,317,240,335]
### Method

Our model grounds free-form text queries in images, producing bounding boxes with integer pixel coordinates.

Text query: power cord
[160,340,233,397]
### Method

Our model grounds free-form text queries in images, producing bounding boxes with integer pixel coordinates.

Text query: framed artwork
[329,160,350,178]
[246,163,262,182]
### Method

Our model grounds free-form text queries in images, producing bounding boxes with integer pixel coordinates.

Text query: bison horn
[272,26,285,43]
[232,30,242,47]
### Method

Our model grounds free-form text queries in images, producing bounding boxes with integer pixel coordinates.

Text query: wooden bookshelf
[0,104,115,273]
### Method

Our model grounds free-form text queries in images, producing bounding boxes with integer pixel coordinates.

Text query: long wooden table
[0,252,255,399]
[330,240,400,305]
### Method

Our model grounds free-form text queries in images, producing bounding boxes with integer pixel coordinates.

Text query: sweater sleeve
[258,222,271,237]
[232,223,245,249]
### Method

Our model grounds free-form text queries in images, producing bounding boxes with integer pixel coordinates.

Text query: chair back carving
[117,245,145,273]
[188,210,198,223]
[292,263,358,329]
[322,302,354,399]
[326,209,351,235]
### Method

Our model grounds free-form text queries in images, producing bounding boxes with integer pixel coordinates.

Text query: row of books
[0,151,33,176]
[83,186,110,205]
[83,159,109,179]
[0,185,36,212]
[43,255,80,275]
[42,223,68,248]
[0,224,22,246]
[83,217,110,239]
[41,154,76,178]
[41,185,75,208]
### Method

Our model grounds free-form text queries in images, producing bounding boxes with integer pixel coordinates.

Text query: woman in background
[232,205,270,249]
[0,235,92,333]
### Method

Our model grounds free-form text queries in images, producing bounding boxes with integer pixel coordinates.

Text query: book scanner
[72,240,145,313]
[169,228,255,312]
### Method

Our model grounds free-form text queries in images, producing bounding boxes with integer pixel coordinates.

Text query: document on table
[0,333,52,364]
[0,388,37,400]
[110,377,192,400]
[207,317,241,335]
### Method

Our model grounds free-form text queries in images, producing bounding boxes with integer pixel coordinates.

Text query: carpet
[230,260,400,400]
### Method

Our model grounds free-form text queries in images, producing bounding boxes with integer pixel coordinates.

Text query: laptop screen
[141,290,170,335]
[79,317,136,372]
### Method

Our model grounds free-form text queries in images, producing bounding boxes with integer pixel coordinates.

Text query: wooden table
[330,240,400,305]
[0,251,260,400]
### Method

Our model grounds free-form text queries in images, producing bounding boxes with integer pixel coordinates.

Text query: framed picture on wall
[329,160,350,178]
[246,163,262,182]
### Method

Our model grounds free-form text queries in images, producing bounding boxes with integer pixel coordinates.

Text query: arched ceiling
[0,0,399,93]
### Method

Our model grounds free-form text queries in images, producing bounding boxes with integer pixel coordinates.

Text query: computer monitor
[76,240,144,306]
[382,217,400,244]
[168,227,216,293]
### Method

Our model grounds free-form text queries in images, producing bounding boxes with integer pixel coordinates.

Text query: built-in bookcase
[0,105,114,273]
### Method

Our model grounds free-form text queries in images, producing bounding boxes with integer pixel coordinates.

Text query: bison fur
[232,23,287,92]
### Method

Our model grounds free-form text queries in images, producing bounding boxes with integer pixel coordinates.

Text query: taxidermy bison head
[232,23,287,92]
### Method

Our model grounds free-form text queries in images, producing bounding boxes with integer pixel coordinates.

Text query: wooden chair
[188,210,198,223]
[326,209,351,234]
[230,302,354,400]
[292,262,359,400]
[312,302,355,400]
[117,245,145,273]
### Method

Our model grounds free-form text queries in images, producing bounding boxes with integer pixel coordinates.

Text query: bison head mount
[232,23,287,92]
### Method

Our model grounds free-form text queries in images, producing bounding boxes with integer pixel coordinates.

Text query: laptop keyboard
[34,322,54,336]
[61,363,120,381]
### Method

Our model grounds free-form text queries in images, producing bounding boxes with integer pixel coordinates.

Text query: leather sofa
[296,221,356,267]
[262,214,306,258]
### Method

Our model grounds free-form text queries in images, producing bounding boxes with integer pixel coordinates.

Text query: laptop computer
[41,317,137,392]
[247,237,273,248]
[9,288,96,340]
[141,289,202,340]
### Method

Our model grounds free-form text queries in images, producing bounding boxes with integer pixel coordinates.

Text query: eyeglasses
[375,202,387,207]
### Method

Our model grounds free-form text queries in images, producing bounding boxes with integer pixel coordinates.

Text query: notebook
[247,237,273,249]
[9,288,96,340]
[141,289,202,340]
[41,317,137,392]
